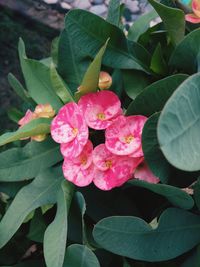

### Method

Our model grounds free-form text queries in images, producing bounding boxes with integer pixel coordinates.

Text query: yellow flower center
[105,160,112,169]
[72,128,78,136]
[97,113,106,120]
[80,156,87,166]
[124,135,134,144]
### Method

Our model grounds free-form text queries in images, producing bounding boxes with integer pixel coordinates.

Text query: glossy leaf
[0,167,62,249]
[63,244,100,267]
[93,208,200,261]
[158,73,200,171]
[44,180,74,267]
[126,74,188,116]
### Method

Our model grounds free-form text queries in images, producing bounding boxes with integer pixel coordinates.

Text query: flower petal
[93,144,116,171]
[185,13,200,23]
[192,0,200,17]
[134,161,160,184]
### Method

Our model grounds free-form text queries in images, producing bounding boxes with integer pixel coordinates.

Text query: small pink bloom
[105,115,147,157]
[62,140,94,187]
[51,102,88,158]
[93,144,141,190]
[18,110,37,127]
[98,71,112,90]
[185,0,200,23]
[78,90,122,130]
[134,160,160,184]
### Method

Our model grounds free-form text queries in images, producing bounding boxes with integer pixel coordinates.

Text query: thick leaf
[93,208,200,261]
[150,43,168,75]
[0,138,62,182]
[18,39,62,111]
[169,28,200,74]
[142,113,171,183]
[106,0,121,27]
[181,245,200,267]
[128,9,158,42]
[76,40,108,99]
[148,0,185,45]
[158,73,200,171]
[126,74,188,116]
[128,180,194,209]
[50,64,74,103]
[0,118,51,146]
[123,70,150,100]
[44,180,74,267]
[0,167,62,249]
[58,9,150,91]
[63,244,100,267]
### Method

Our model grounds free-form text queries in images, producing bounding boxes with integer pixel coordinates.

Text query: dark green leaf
[181,245,200,267]
[0,260,45,267]
[51,37,59,66]
[158,73,200,171]
[93,208,200,261]
[150,43,168,75]
[7,108,23,124]
[107,0,121,27]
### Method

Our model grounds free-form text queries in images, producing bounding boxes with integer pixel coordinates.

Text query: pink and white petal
[129,145,144,158]
[127,115,147,138]
[61,138,86,159]
[93,168,119,190]
[185,13,200,23]
[18,110,36,126]
[63,159,94,187]
[76,140,93,170]
[134,161,160,184]
[51,118,75,143]
[92,144,115,171]
[192,0,200,17]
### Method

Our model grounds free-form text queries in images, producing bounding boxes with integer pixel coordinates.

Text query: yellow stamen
[124,135,134,144]
[97,113,106,120]
[80,156,87,166]
[105,160,112,169]
[72,128,78,136]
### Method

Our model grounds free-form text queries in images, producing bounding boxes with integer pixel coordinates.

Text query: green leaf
[7,108,23,124]
[158,73,200,171]
[51,37,59,66]
[123,70,150,100]
[194,178,200,210]
[18,38,62,111]
[126,74,188,116]
[63,244,100,267]
[76,40,109,99]
[128,9,158,42]
[50,63,74,103]
[181,245,200,267]
[150,43,168,75]
[8,73,34,105]
[93,208,200,262]
[142,113,171,183]
[0,118,51,146]
[0,138,62,182]
[169,28,200,74]
[0,167,62,249]
[44,180,74,267]
[106,0,121,27]
[0,260,45,267]
[0,181,29,198]
[148,0,185,45]
[128,180,194,209]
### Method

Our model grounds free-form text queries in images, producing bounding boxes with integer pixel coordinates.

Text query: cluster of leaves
[1,0,200,266]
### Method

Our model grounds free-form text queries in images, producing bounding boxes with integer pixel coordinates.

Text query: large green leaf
[157,73,200,171]
[128,180,194,209]
[126,74,188,116]
[0,167,62,249]
[44,181,74,267]
[63,244,100,267]
[128,9,158,42]
[106,0,121,27]
[0,118,51,146]
[0,138,62,182]
[181,245,200,267]
[18,39,62,111]
[169,28,200,74]
[142,113,171,183]
[93,208,200,261]
[58,9,150,91]
[148,0,185,45]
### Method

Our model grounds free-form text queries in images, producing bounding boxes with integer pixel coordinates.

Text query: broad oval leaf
[93,208,200,262]
[0,167,63,249]
[0,138,62,182]
[63,244,100,267]
[158,73,200,171]
[126,74,188,116]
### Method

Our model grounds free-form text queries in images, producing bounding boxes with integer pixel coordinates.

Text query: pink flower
[93,144,141,190]
[18,110,37,127]
[62,140,94,187]
[51,102,88,158]
[78,90,122,130]
[105,115,147,157]
[185,0,200,23]
[134,159,160,184]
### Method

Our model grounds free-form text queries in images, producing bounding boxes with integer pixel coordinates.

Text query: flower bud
[98,71,112,90]
[34,104,55,118]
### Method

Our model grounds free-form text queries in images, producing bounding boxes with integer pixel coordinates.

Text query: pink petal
[192,0,200,17]
[134,161,160,184]
[60,135,87,159]
[72,140,93,169]
[93,144,117,171]
[185,13,200,23]
[18,110,36,126]
[78,90,121,130]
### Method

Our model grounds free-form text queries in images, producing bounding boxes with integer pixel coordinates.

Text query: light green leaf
[128,9,158,42]
[0,167,63,249]
[63,244,100,267]
[150,43,168,75]
[148,0,185,45]
[0,138,62,182]
[158,73,200,171]
[0,118,51,146]
[93,208,200,261]
[18,38,62,111]
[44,180,74,267]
[107,0,121,27]
[128,180,194,210]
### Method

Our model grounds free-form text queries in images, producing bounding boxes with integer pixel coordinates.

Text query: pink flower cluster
[51,90,159,190]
